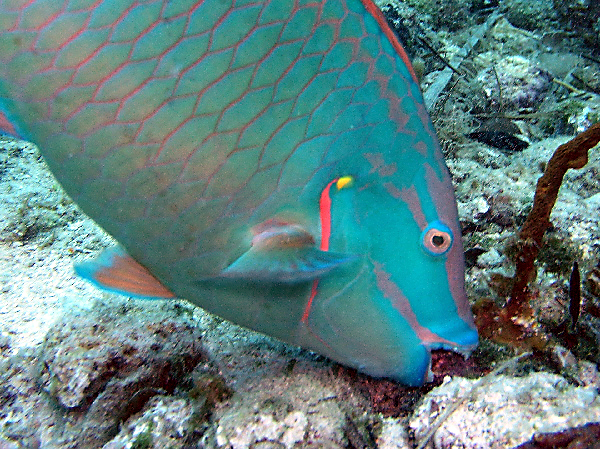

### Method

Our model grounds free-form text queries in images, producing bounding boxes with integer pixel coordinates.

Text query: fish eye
[421,221,453,256]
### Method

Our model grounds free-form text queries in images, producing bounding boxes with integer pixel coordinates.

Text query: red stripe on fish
[319,178,338,251]
[372,259,455,347]
[359,0,419,84]
[301,178,338,325]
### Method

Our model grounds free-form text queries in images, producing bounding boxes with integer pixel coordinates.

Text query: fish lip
[425,318,479,355]
[426,338,479,358]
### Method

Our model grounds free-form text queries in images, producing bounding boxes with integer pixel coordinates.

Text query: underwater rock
[476,55,552,110]
[39,301,205,411]
[0,300,208,449]
[553,0,600,48]
[0,350,51,449]
[504,0,557,31]
[588,262,600,297]
[410,372,600,448]
[103,396,205,449]
[376,419,411,449]
[475,248,505,268]
[212,372,368,449]
[394,0,473,31]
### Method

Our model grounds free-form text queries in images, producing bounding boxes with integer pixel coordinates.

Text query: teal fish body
[0,0,477,385]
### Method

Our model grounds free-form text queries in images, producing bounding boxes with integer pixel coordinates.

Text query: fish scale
[0,0,478,385]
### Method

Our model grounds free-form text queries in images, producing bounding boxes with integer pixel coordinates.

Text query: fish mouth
[425,317,479,354]
[429,335,478,356]
[416,329,478,384]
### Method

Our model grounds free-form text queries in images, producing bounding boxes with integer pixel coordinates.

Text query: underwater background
[1,0,599,447]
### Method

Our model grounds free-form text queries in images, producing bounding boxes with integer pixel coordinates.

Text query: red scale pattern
[0,0,431,277]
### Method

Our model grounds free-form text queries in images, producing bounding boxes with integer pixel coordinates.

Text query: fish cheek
[301,182,429,383]
[305,264,430,385]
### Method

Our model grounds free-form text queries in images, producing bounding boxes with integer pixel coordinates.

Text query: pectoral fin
[75,246,175,299]
[221,223,354,283]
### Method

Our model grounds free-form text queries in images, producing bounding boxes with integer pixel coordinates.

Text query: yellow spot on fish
[336,176,353,190]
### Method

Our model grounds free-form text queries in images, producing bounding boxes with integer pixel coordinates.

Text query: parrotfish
[0,0,478,385]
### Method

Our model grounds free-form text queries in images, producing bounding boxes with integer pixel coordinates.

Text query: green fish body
[0,0,478,385]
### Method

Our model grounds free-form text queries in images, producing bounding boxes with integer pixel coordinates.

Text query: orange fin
[0,109,21,138]
[75,247,175,299]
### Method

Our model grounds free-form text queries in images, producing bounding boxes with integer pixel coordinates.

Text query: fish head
[300,157,478,386]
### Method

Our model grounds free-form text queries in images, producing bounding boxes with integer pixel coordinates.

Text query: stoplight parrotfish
[0,0,478,386]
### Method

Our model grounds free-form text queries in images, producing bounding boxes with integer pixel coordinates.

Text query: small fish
[0,0,477,385]
[569,261,581,329]
[467,130,529,153]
